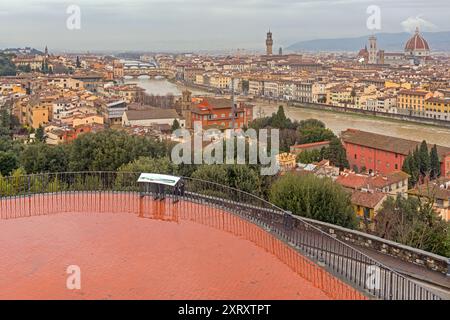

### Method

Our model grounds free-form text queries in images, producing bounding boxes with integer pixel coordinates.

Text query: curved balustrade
[0,171,443,300]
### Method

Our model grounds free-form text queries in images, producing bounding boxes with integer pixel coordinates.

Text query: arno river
[126,77,450,147]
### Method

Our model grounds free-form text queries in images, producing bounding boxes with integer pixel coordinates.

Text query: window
[364,208,371,220]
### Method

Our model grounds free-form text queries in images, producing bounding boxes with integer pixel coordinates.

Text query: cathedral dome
[404,27,430,53]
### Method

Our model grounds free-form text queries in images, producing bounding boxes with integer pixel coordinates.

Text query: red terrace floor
[0,211,331,300]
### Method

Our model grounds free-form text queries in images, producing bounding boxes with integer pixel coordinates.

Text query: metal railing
[0,171,444,300]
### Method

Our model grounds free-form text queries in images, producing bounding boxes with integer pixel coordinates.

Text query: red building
[63,124,102,143]
[341,129,450,178]
[191,98,253,130]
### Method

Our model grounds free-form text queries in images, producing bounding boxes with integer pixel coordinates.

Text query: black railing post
[283,211,294,231]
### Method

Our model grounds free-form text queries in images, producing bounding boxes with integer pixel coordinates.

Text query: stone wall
[301,217,450,275]
[290,102,450,129]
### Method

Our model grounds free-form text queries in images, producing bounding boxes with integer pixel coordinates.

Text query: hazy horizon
[1,0,450,52]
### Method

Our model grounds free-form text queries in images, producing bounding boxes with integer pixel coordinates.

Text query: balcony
[0,172,444,300]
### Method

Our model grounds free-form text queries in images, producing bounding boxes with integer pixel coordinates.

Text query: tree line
[249,106,349,169]
[402,141,442,188]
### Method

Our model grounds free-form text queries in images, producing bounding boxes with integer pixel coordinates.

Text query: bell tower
[181,90,192,129]
[368,35,377,64]
[266,30,273,56]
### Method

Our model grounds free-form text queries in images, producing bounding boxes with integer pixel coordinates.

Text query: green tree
[35,126,45,143]
[269,173,356,228]
[0,151,18,176]
[68,130,170,172]
[297,149,322,164]
[76,56,81,68]
[298,119,326,129]
[418,140,430,177]
[0,109,11,137]
[19,143,68,174]
[0,53,17,76]
[375,196,450,256]
[297,127,335,144]
[118,156,177,175]
[403,153,417,188]
[322,138,349,170]
[41,60,49,74]
[279,128,299,152]
[171,119,181,132]
[18,64,32,73]
[192,164,262,196]
[408,153,420,188]
[296,119,335,145]
[430,145,441,180]
[271,106,289,129]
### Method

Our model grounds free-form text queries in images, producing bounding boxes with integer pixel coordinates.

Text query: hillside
[0,53,17,76]
[287,31,450,52]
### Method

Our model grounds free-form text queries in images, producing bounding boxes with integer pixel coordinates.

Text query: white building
[122,108,185,128]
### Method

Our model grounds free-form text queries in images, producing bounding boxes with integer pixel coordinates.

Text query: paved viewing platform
[0,172,444,300]
[0,211,333,300]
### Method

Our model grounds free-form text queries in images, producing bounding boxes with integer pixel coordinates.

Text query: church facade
[358,28,431,66]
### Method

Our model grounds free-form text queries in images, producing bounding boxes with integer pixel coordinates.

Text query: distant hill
[287,31,450,52]
[0,47,44,56]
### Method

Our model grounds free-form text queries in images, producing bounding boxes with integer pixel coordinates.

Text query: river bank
[127,77,450,147]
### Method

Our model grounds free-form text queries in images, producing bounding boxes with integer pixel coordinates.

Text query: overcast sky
[1,0,449,52]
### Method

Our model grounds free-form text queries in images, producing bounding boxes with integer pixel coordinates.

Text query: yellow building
[0,83,26,96]
[351,190,387,229]
[12,84,26,95]
[113,60,124,79]
[326,86,352,107]
[384,81,411,90]
[210,75,231,90]
[72,114,104,127]
[27,104,50,129]
[195,74,204,85]
[12,55,44,71]
[424,97,450,121]
[397,89,433,117]
[48,77,84,90]
[276,153,297,172]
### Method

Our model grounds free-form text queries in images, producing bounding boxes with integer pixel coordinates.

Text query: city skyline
[1,0,450,52]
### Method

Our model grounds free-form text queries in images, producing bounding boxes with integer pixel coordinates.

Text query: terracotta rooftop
[336,171,409,190]
[351,190,387,209]
[341,129,450,160]
[124,108,180,121]
[291,141,331,149]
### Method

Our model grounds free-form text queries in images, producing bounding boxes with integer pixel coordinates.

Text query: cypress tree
[418,140,430,177]
[430,145,441,179]
[408,154,420,188]
[402,153,411,175]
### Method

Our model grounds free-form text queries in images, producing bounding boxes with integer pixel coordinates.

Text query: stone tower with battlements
[266,30,273,56]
